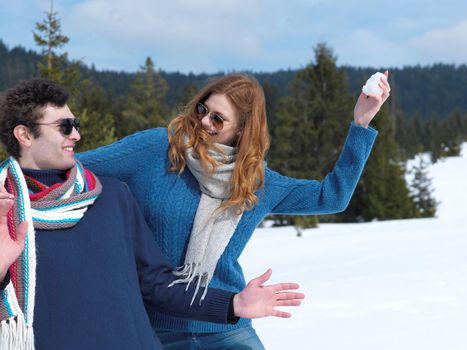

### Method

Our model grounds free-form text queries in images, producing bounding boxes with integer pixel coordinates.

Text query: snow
[240,144,467,349]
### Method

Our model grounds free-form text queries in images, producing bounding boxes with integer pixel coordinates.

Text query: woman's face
[198,93,241,146]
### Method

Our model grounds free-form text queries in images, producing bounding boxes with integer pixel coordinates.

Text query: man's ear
[13,125,34,148]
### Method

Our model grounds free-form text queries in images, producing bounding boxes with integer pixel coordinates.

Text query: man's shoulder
[97,176,130,193]
[92,176,136,213]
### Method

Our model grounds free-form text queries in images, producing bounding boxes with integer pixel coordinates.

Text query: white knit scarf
[0,158,101,350]
[168,143,243,305]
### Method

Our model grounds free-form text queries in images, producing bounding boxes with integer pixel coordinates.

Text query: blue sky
[1,0,466,73]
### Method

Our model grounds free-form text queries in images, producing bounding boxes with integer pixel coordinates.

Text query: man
[0,79,304,350]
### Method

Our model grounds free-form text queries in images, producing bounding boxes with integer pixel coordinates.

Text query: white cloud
[410,18,467,65]
[66,0,266,48]
[331,29,410,68]
[60,0,349,72]
[62,0,278,71]
[61,0,432,72]
[2,0,467,72]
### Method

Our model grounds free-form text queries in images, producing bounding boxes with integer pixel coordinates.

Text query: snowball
[362,72,386,96]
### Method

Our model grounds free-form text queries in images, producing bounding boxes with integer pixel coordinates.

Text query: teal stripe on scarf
[32,217,80,224]
[8,161,31,323]
[0,290,14,317]
[76,161,88,192]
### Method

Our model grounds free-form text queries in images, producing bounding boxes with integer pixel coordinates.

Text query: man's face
[20,104,80,170]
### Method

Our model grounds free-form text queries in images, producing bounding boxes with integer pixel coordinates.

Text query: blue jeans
[156,326,265,350]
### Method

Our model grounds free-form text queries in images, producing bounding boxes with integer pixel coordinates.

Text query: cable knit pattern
[78,122,378,333]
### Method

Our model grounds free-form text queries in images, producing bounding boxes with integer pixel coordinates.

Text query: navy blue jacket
[2,169,234,350]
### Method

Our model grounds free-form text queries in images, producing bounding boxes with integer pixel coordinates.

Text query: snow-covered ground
[240,144,467,350]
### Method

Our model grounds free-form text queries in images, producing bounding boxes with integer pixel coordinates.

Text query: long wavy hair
[168,74,270,213]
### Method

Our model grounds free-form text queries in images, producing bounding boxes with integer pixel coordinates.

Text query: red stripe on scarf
[24,175,46,191]
[5,174,20,295]
[29,182,62,201]
[84,169,96,190]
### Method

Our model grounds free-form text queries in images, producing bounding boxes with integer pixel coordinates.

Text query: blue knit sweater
[7,169,234,349]
[78,122,377,333]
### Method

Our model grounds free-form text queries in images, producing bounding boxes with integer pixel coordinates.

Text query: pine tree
[33,1,116,151]
[440,111,464,157]
[268,43,354,228]
[424,118,445,163]
[262,80,280,123]
[181,83,198,105]
[395,113,423,160]
[269,43,353,177]
[33,0,84,96]
[341,105,416,221]
[75,84,117,151]
[409,156,438,218]
[120,57,169,136]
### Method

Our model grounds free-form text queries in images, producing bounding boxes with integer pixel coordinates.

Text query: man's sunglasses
[36,118,80,136]
[196,102,224,131]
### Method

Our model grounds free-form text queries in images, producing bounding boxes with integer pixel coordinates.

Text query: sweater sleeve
[124,184,235,324]
[76,128,167,182]
[268,122,377,215]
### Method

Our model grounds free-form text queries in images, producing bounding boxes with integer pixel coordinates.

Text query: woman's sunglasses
[36,118,80,136]
[196,102,224,131]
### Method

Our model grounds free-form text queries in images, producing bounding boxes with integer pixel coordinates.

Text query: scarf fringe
[0,314,35,350]
[168,263,212,306]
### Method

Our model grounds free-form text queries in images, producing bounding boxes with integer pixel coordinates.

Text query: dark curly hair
[0,79,69,158]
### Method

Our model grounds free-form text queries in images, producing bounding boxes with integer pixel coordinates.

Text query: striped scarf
[0,158,102,350]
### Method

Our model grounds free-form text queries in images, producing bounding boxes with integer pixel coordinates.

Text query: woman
[78,72,390,349]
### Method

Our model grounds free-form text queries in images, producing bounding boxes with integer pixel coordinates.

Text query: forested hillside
[1,36,466,224]
[3,39,467,120]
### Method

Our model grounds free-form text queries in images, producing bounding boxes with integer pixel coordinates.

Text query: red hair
[168,74,270,213]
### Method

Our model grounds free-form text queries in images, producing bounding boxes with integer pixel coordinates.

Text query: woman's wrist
[354,117,369,128]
